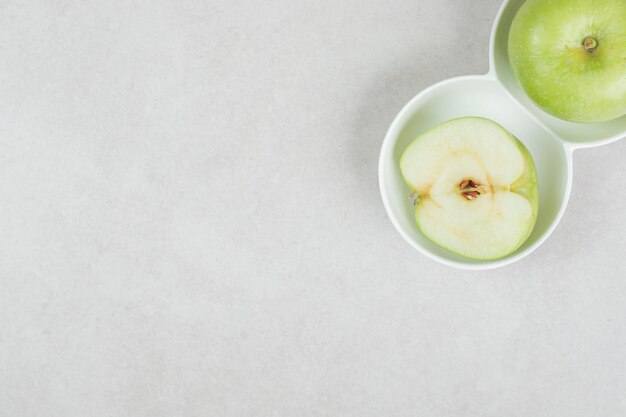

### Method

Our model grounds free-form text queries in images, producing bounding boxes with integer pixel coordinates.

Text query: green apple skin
[508,0,626,123]
[509,134,539,223]
[399,117,539,261]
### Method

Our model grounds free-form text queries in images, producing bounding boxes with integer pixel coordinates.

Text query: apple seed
[462,191,480,200]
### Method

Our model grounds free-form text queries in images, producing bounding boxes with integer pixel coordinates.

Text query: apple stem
[582,37,598,52]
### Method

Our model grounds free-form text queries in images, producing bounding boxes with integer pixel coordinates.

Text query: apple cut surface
[400,117,538,260]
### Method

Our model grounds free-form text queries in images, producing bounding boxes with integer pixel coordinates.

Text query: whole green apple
[400,117,539,260]
[508,0,626,123]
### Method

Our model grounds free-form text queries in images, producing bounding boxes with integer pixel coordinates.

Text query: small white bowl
[378,0,626,270]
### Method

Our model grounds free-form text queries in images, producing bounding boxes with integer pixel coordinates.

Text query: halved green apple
[400,117,539,260]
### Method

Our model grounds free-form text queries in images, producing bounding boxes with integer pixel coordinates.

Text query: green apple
[508,0,626,123]
[400,117,539,260]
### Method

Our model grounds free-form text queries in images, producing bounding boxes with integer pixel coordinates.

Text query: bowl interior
[490,0,626,147]
[380,76,570,268]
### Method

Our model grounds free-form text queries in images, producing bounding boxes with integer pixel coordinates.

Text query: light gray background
[1,0,625,416]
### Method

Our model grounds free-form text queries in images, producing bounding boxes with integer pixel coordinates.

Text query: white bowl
[378,0,626,270]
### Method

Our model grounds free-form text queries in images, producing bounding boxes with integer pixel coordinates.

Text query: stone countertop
[1,0,625,415]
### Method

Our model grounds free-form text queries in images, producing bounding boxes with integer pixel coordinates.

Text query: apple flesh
[400,117,539,260]
[508,0,626,123]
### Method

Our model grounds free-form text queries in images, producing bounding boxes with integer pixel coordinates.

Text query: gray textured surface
[1,0,626,416]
